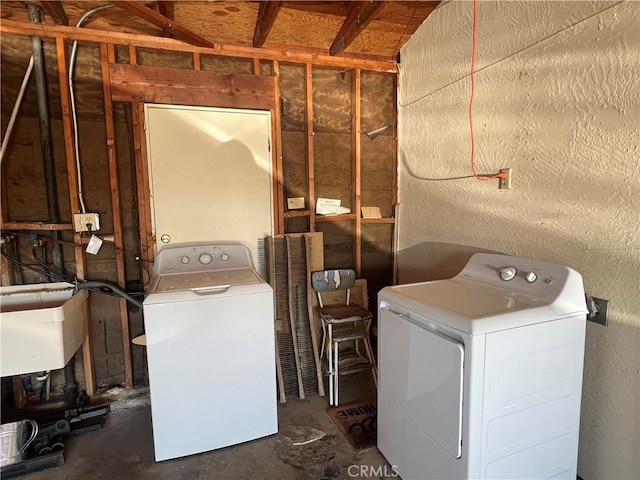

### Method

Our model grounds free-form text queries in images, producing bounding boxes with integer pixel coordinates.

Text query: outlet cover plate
[73,213,101,233]
[499,168,512,190]
[587,296,609,326]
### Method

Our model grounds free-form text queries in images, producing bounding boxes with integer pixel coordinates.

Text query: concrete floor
[20,372,389,480]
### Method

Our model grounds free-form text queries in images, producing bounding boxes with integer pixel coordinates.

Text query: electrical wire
[399,149,499,181]
[396,0,506,183]
[69,4,115,213]
[468,0,503,182]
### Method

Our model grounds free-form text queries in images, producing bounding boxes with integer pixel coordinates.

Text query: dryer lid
[392,279,542,319]
[379,253,588,335]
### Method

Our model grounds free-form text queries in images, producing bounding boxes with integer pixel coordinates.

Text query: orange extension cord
[469,0,506,182]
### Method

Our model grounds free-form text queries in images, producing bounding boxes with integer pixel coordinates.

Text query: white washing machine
[378,253,588,479]
[143,242,277,461]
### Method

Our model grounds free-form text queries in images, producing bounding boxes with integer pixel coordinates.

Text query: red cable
[469,0,503,181]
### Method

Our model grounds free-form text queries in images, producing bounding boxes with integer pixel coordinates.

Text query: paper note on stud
[361,207,382,219]
[287,197,305,209]
[86,235,103,255]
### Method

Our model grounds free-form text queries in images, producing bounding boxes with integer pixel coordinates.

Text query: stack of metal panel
[266,233,325,402]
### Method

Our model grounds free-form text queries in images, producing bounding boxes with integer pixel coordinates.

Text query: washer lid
[151,268,262,293]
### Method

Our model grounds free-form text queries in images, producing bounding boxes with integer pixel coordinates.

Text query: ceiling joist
[111,1,215,48]
[253,1,283,48]
[156,1,174,20]
[330,1,386,56]
[39,1,69,26]
[0,19,397,72]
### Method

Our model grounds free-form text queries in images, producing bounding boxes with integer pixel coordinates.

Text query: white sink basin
[0,282,88,377]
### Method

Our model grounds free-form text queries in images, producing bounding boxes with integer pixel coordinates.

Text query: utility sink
[0,282,88,377]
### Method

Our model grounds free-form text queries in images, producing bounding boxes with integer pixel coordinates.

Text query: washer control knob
[500,266,517,281]
[199,253,213,265]
[220,253,230,261]
[525,271,538,283]
[181,256,190,264]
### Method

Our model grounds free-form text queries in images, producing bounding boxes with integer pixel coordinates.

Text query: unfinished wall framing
[0,19,397,399]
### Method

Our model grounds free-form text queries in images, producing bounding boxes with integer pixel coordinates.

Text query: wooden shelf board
[361,217,395,224]
[284,210,311,218]
[315,213,357,223]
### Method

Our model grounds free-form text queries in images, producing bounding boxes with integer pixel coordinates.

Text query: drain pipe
[28,4,77,405]
[28,4,65,275]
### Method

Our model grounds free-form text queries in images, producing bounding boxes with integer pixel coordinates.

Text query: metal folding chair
[311,269,377,406]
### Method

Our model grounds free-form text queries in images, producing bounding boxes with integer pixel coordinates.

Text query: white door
[379,306,464,459]
[145,104,273,269]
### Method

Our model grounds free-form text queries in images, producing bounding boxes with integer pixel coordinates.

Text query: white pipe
[0,56,34,165]
[69,4,115,213]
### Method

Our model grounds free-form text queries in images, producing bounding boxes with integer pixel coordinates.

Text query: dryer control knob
[220,253,230,261]
[500,266,517,281]
[525,271,538,283]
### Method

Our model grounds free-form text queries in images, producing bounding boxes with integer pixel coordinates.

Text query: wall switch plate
[73,213,101,233]
[499,168,512,190]
[586,295,608,326]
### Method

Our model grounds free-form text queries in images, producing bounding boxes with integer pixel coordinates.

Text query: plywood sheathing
[345,1,439,58]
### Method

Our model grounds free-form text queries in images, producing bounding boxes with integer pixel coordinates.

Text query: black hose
[78,281,144,310]
[1,247,63,281]
[1,246,144,309]
[32,246,68,282]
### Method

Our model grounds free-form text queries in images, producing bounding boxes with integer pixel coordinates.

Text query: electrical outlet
[73,213,101,233]
[586,295,609,326]
[499,168,512,190]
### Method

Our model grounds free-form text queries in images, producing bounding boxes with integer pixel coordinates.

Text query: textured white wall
[397,1,639,478]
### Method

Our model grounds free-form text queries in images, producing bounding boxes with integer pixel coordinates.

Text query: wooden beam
[156,1,173,20]
[0,171,14,286]
[330,1,386,56]
[305,63,316,233]
[128,45,136,65]
[0,20,397,72]
[352,68,362,277]
[361,217,395,224]
[111,1,215,48]
[55,37,94,396]
[273,61,285,234]
[253,1,282,48]
[134,102,156,281]
[101,43,133,389]
[109,63,276,110]
[1,222,73,231]
[315,213,358,223]
[40,1,69,26]
[12,377,27,409]
[284,210,311,219]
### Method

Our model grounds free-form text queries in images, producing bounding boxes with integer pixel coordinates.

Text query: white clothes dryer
[378,253,588,479]
[143,242,277,461]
